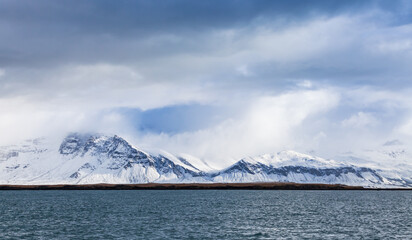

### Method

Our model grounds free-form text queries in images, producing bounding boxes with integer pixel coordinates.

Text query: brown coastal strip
[0,182,410,190]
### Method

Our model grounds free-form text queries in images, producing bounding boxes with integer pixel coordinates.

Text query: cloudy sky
[1,0,412,166]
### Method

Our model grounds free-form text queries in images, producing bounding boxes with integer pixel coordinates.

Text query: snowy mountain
[212,151,412,187]
[0,133,411,187]
[0,134,200,184]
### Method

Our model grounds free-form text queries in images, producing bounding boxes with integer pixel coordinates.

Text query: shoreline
[0,182,410,190]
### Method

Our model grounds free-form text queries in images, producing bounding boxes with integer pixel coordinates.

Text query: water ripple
[0,190,411,239]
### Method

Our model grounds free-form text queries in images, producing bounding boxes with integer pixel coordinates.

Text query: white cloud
[135,89,339,168]
[396,116,412,137]
[342,112,378,128]
[297,80,313,88]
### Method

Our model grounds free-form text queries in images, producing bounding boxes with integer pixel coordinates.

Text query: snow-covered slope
[0,133,411,187]
[334,141,412,188]
[211,151,412,187]
[0,134,207,184]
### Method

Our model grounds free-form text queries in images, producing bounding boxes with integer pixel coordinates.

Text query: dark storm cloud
[0,0,405,68]
[0,0,379,33]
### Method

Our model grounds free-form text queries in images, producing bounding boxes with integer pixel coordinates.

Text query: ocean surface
[0,190,411,239]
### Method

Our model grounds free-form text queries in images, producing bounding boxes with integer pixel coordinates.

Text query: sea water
[0,190,411,239]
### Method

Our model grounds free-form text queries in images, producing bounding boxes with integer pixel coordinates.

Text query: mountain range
[0,133,411,187]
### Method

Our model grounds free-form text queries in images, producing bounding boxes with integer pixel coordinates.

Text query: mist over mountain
[1,133,410,187]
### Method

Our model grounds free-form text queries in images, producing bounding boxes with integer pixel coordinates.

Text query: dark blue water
[0,190,411,239]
